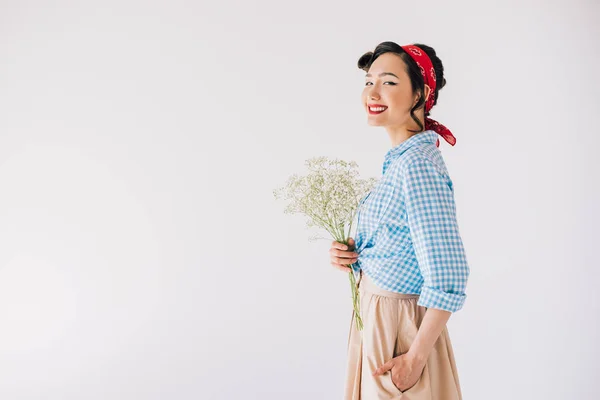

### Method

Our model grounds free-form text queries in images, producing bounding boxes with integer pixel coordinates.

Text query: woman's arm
[373,157,468,381]
[401,157,470,313]
[400,158,470,356]
[407,308,451,361]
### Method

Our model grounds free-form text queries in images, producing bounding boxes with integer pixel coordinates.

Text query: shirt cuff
[417,286,467,313]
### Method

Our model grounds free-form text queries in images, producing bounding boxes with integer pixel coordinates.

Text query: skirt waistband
[358,271,420,300]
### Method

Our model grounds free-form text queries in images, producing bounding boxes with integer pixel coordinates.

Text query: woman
[329,42,470,399]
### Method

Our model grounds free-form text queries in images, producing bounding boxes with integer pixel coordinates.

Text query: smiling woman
[335,42,470,400]
[359,42,455,148]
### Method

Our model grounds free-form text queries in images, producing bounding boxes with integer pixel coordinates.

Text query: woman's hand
[372,352,427,392]
[329,238,359,273]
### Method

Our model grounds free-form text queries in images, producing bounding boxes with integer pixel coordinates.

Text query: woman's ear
[423,84,432,102]
[414,85,432,106]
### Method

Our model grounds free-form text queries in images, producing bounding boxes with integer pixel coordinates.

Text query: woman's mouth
[368,105,388,115]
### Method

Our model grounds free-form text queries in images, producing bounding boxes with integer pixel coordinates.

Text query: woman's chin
[366,118,385,126]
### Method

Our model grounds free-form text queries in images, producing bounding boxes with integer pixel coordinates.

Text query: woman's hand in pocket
[329,238,359,273]
[373,352,427,392]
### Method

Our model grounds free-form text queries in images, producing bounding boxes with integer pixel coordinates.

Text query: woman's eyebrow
[365,72,399,79]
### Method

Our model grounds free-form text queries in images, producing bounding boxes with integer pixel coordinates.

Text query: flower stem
[347,268,363,331]
[337,237,363,331]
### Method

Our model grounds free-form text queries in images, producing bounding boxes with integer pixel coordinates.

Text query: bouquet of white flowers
[273,156,377,331]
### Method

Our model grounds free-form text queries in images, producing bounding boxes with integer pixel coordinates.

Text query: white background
[1,0,598,399]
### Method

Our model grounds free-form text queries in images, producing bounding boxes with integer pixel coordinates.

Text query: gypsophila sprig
[273,156,378,330]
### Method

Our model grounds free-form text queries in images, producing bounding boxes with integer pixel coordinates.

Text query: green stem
[348,269,363,331]
[340,238,362,331]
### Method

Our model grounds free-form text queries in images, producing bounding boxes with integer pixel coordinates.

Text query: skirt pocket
[388,363,425,394]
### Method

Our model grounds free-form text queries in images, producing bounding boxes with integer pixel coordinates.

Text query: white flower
[273,156,377,331]
[273,157,377,243]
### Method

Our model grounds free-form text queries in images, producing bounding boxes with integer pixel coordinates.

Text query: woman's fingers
[329,248,359,259]
[331,240,348,250]
[334,255,358,264]
[330,256,358,273]
[331,262,352,273]
[330,239,356,251]
[329,239,358,273]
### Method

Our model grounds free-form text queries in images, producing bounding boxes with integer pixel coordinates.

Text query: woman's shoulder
[389,145,449,180]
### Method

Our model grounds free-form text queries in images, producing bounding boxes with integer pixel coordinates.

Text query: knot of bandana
[400,45,456,147]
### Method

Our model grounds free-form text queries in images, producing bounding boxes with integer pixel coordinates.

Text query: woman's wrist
[406,345,430,363]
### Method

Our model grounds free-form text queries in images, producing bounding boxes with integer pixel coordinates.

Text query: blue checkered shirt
[351,130,470,313]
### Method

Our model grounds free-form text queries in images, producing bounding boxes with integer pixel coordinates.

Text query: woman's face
[362,52,421,129]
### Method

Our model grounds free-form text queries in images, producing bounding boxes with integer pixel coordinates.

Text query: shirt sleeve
[401,158,470,313]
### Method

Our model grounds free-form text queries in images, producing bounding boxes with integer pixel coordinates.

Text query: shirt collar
[382,130,438,174]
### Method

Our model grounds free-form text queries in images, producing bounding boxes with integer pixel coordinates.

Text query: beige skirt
[344,271,462,400]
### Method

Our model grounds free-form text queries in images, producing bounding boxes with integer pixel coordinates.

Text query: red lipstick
[368,104,388,115]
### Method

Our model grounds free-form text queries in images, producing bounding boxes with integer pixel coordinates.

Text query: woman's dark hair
[357,42,446,133]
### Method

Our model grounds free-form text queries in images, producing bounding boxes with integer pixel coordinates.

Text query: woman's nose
[367,88,380,101]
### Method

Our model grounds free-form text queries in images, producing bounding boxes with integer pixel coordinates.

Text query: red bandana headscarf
[400,44,456,148]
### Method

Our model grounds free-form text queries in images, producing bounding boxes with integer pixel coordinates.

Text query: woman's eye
[364,81,396,86]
